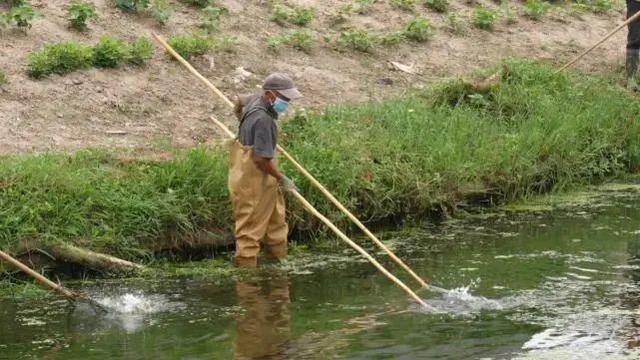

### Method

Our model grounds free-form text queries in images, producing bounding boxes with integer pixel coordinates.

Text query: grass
[404,17,432,42]
[523,0,551,21]
[424,0,448,13]
[66,0,97,31]
[115,0,171,25]
[268,30,314,52]
[336,28,375,52]
[1,3,35,29]
[198,5,227,33]
[271,3,315,27]
[3,60,640,261]
[166,34,212,59]
[27,37,153,78]
[0,69,6,85]
[391,0,416,12]
[473,6,498,30]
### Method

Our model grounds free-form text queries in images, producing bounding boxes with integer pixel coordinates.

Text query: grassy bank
[1,60,639,261]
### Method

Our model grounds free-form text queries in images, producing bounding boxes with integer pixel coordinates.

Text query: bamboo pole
[208,116,434,310]
[152,32,432,290]
[556,10,640,74]
[0,249,78,300]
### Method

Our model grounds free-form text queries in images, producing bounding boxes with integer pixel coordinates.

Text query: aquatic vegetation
[2,60,640,261]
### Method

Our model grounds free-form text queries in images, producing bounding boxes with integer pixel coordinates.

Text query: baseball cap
[262,73,302,100]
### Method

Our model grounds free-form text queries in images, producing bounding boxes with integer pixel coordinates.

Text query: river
[2,184,640,359]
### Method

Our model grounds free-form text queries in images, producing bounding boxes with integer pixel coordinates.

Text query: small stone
[95,87,103,93]
[56,113,63,118]
[64,79,73,86]
[376,78,393,86]
[72,79,83,85]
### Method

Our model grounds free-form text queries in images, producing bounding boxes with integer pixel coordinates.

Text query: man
[627,0,640,90]
[229,73,301,268]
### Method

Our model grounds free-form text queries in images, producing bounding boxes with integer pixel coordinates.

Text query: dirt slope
[0,0,629,153]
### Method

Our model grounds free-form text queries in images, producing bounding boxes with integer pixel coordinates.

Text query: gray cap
[262,73,302,100]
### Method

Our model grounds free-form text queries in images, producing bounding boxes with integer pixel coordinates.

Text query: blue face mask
[271,97,289,113]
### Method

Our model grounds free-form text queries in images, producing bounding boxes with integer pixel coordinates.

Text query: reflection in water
[233,274,290,360]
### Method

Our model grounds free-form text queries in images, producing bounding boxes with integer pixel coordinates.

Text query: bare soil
[0,0,630,154]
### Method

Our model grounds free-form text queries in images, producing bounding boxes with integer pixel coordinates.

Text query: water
[3,185,640,359]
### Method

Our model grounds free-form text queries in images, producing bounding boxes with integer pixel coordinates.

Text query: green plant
[167,34,212,59]
[337,28,375,52]
[355,0,376,14]
[573,0,613,14]
[149,0,171,25]
[126,37,153,65]
[0,70,6,85]
[180,0,213,7]
[115,0,147,12]
[424,0,447,12]
[2,4,35,29]
[523,0,550,20]
[378,31,405,46]
[391,0,415,11]
[91,36,127,68]
[473,6,497,30]
[211,35,239,52]
[199,5,227,33]
[27,42,93,78]
[446,11,465,34]
[268,29,314,52]
[404,17,432,42]
[66,1,97,31]
[270,3,315,26]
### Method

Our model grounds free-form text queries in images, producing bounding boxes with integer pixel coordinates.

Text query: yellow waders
[228,140,288,267]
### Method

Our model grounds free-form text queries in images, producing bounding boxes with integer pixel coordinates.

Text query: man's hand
[278,175,297,192]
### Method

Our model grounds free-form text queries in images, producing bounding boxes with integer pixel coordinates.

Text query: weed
[0,69,6,85]
[180,0,213,8]
[126,37,153,65]
[115,0,147,12]
[523,0,550,21]
[115,0,170,25]
[573,0,613,14]
[391,0,415,11]
[424,0,448,13]
[167,34,212,59]
[28,42,93,78]
[66,0,97,31]
[473,6,497,30]
[337,28,375,52]
[211,35,239,52]
[199,5,227,33]
[271,3,315,27]
[268,29,313,52]
[92,36,128,68]
[446,11,466,35]
[149,0,171,25]
[2,3,35,29]
[355,0,376,14]
[378,31,405,46]
[404,17,432,42]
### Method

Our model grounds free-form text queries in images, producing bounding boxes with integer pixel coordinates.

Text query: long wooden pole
[556,10,640,73]
[0,250,78,300]
[152,32,431,290]
[209,116,434,310]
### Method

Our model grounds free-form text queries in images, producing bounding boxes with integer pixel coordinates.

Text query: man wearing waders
[627,0,640,90]
[229,73,301,268]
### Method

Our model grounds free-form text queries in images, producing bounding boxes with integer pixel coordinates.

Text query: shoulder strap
[240,105,270,126]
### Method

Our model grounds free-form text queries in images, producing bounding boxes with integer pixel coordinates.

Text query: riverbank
[1,60,639,274]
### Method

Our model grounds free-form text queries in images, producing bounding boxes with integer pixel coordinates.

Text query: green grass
[424,0,448,13]
[336,28,375,52]
[66,0,97,31]
[166,34,212,59]
[404,17,432,42]
[3,60,640,262]
[473,6,498,30]
[28,37,153,78]
[268,29,314,52]
[0,69,6,85]
[523,0,551,21]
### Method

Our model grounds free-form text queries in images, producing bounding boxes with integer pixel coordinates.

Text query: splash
[420,281,503,315]
[95,292,170,314]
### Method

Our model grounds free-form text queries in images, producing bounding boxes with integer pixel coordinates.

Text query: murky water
[3,185,640,359]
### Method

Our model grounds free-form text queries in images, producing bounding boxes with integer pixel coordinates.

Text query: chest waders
[228,108,288,268]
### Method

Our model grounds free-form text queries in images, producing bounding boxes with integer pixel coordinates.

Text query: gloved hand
[278,175,297,192]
